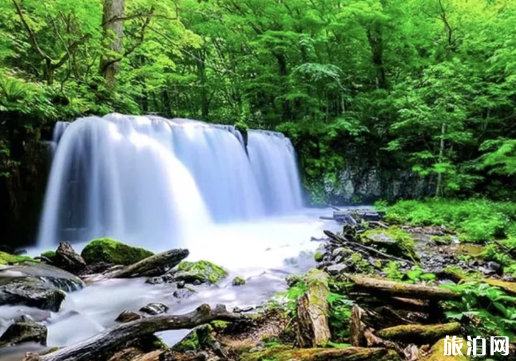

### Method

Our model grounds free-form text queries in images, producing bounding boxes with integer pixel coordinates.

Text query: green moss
[423,338,469,361]
[430,235,453,245]
[362,226,419,262]
[240,347,400,361]
[173,332,199,352]
[349,253,373,274]
[80,238,153,265]
[314,251,324,262]
[483,278,516,295]
[377,322,461,343]
[40,251,56,260]
[177,260,228,284]
[232,276,246,286]
[211,320,229,331]
[0,252,33,265]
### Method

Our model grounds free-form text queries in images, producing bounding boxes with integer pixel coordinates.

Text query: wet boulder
[169,260,228,284]
[232,277,246,286]
[53,242,87,274]
[81,238,154,266]
[0,322,47,347]
[140,303,169,316]
[115,310,143,323]
[0,263,83,311]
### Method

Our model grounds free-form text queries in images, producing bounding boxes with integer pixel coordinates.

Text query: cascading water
[37,114,303,248]
[247,130,303,214]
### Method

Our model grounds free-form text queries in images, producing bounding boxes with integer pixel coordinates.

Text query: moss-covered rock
[40,251,56,261]
[0,252,33,265]
[172,324,214,353]
[314,251,324,262]
[172,260,228,284]
[240,346,401,361]
[81,238,153,266]
[422,338,469,361]
[232,277,246,286]
[362,226,419,262]
[0,322,47,347]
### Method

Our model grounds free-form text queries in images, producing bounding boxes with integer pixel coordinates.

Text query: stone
[140,303,169,315]
[173,288,195,299]
[115,310,142,323]
[487,261,501,271]
[0,322,47,347]
[326,263,347,275]
[170,261,228,284]
[53,241,87,274]
[232,277,246,286]
[0,278,66,311]
[81,238,154,266]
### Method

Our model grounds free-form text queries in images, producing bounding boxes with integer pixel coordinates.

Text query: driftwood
[324,230,412,264]
[112,249,189,278]
[345,275,460,301]
[27,304,242,361]
[377,322,461,344]
[296,269,331,348]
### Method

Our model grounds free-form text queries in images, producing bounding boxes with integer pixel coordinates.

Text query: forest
[2,1,516,361]
[1,0,516,206]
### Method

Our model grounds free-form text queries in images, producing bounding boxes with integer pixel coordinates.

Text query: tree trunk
[346,275,460,301]
[435,123,446,197]
[296,269,331,348]
[100,0,126,88]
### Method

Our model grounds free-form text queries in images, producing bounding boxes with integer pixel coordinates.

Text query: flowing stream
[2,114,340,357]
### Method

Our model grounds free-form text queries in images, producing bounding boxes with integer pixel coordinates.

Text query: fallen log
[241,346,401,361]
[377,322,461,344]
[112,249,189,278]
[324,230,411,264]
[28,304,243,361]
[345,275,461,301]
[296,269,331,348]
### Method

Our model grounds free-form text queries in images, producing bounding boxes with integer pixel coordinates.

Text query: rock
[173,288,195,299]
[177,281,186,289]
[40,251,56,263]
[140,303,169,315]
[0,263,83,311]
[332,247,344,258]
[233,306,254,313]
[169,261,228,284]
[0,278,66,311]
[53,242,87,274]
[487,261,501,271]
[172,324,214,353]
[314,251,324,262]
[113,249,189,278]
[326,263,348,275]
[0,322,47,347]
[81,238,154,266]
[232,277,246,286]
[115,310,143,323]
[286,274,302,287]
[362,227,419,262]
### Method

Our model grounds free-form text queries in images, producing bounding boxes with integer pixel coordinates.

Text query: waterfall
[248,130,303,214]
[37,114,303,248]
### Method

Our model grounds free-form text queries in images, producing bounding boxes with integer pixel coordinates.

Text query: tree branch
[12,0,52,61]
[29,304,244,361]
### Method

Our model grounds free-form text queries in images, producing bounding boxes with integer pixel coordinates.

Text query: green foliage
[80,237,154,265]
[383,262,435,284]
[442,282,516,340]
[385,199,516,242]
[327,292,354,341]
